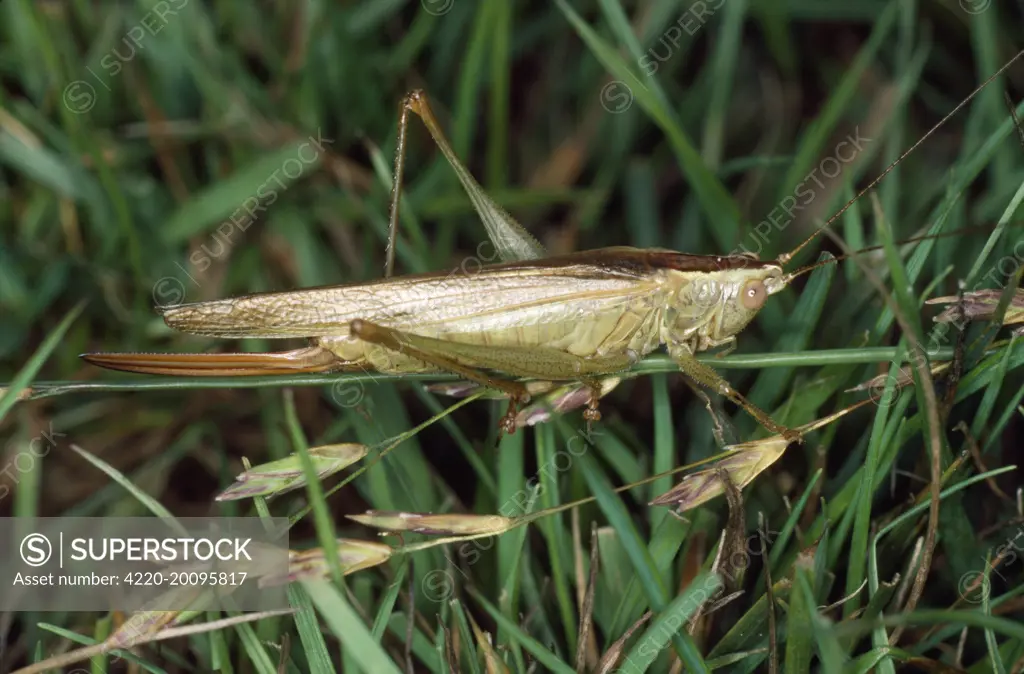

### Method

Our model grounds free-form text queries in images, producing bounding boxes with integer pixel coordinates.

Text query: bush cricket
[82,51,1024,439]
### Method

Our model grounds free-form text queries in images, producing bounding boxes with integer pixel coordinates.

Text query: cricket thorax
[661,265,785,353]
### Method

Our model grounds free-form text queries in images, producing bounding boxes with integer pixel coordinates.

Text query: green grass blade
[554,0,741,250]
[302,579,403,674]
[0,299,85,424]
[620,571,723,672]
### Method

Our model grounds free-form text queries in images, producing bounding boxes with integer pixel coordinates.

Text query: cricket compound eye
[740,280,767,310]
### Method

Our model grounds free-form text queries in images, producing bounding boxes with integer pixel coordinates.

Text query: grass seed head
[926,288,1024,328]
[846,361,953,393]
[258,538,393,587]
[215,443,368,501]
[650,401,870,512]
[650,437,790,512]
[348,510,514,535]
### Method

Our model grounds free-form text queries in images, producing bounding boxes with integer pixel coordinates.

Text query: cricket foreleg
[709,336,737,359]
[348,319,532,433]
[669,346,802,443]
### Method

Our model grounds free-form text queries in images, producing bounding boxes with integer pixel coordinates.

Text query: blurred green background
[3,0,1024,672]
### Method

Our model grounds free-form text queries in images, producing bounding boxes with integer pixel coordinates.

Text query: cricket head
[711,261,789,339]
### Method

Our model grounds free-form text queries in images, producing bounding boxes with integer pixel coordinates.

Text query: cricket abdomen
[318,283,671,379]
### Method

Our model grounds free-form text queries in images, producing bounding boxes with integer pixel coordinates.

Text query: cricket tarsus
[583,387,602,424]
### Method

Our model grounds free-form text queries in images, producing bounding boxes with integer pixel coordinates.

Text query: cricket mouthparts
[766,274,793,295]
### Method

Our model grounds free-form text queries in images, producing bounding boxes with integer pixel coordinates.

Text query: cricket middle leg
[348,319,634,433]
[350,319,531,433]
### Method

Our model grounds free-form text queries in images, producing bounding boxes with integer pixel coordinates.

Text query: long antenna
[779,219,1024,285]
[776,48,1024,267]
